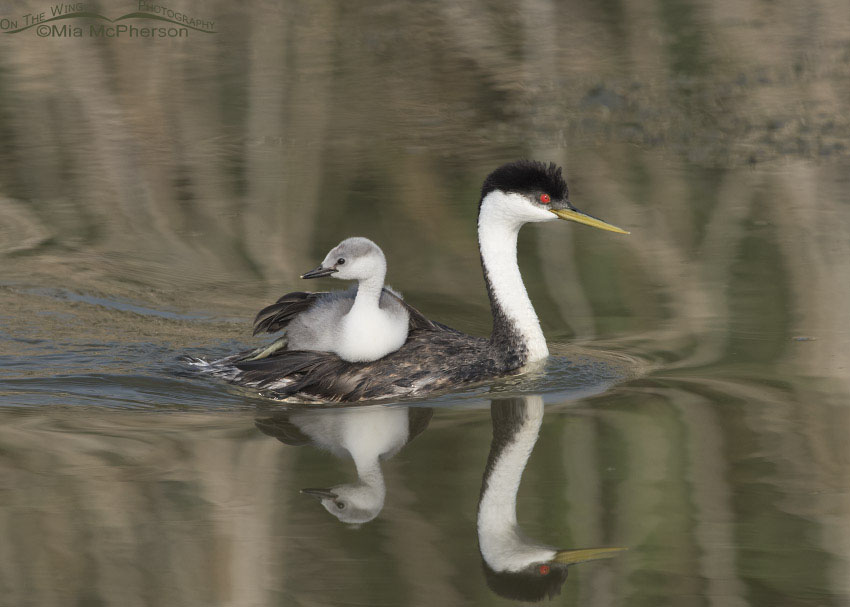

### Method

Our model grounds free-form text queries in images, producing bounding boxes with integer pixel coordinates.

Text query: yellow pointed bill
[551,208,630,234]
[552,546,627,565]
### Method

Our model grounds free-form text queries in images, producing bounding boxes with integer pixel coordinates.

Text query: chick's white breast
[285,289,409,362]
[336,304,409,362]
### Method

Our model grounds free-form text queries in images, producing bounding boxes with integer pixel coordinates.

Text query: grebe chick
[191,160,628,402]
[256,237,409,362]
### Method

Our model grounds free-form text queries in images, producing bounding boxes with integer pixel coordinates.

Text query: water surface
[1,0,850,604]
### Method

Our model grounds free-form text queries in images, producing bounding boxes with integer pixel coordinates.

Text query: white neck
[478,192,549,361]
[478,396,555,571]
[352,267,386,311]
[352,455,385,494]
[340,422,387,522]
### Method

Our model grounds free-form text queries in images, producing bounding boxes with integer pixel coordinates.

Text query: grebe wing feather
[381,290,462,334]
[254,288,457,337]
[252,291,328,335]
[233,328,497,402]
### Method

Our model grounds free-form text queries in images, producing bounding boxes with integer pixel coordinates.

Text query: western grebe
[479,396,624,601]
[253,237,409,363]
[255,405,432,524]
[190,160,627,401]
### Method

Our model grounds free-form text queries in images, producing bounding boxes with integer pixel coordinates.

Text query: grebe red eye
[538,564,550,575]
[539,193,551,204]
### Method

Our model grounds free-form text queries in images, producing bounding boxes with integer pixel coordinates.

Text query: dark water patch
[0,373,261,411]
[22,287,213,321]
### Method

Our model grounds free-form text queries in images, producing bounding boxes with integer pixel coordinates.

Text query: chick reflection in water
[255,405,432,524]
[480,396,624,601]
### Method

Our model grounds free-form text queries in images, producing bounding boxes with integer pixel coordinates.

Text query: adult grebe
[479,397,624,601]
[253,237,409,362]
[192,160,627,401]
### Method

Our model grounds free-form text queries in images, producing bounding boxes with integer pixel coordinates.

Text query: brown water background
[1,0,850,605]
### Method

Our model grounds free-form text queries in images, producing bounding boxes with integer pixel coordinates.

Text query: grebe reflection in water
[255,405,432,524]
[479,396,624,601]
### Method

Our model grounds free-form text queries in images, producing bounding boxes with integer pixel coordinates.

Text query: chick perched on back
[253,237,409,363]
[189,160,629,403]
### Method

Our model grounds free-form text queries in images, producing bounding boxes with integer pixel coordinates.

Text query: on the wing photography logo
[1,2,215,38]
